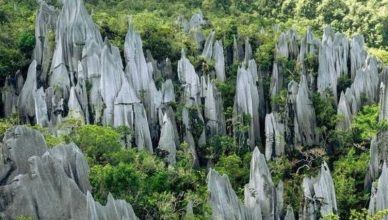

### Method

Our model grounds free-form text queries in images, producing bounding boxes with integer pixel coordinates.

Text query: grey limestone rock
[54,0,103,73]
[133,104,153,153]
[157,113,177,165]
[189,12,206,30]
[87,192,138,220]
[0,126,139,220]
[82,39,102,79]
[213,40,225,82]
[234,66,261,148]
[113,75,140,127]
[302,162,337,219]
[350,35,367,80]
[379,68,388,122]
[75,62,90,123]
[351,56,379,112]
[100,42,123,125]
[34,1,58,82]
[2,77,18,118]
[68,86,85,121]
[204,77,226,137]
[265,112,285,160]
[201,31,215,61]
[0,126,48,185]
[207,169,262,220]
[161,79,176,104]
[18,61,38,122]
[178,50,201,103]
[317,26,349,101]
[284,206,295,220]
[295,75,317,146]
[125,24,162,137]
[34,87,49,127]
[368,163,388,219]
[49,62,71,101]
[243,38,253,66]
[285,80,299,146]
[244,147,282,219]
[298,27,319,65]
[365,131,388,189]
[336,92,352,130]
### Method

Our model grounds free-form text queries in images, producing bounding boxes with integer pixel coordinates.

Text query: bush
[332,147,369,219]
[70,125,122,164]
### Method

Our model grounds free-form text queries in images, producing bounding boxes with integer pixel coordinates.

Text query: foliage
[369,48,388,65]
[324,208,388,220]
[332,147,369,219]
[0,1,36,83]
[0,114,19,139]
[15,216,34,220]
[214,154,249,197]
[70,125,122,164]
[352,104,379,141]
[268,156,293,184]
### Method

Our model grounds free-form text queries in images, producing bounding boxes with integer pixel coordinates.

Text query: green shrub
[70,125,122,164]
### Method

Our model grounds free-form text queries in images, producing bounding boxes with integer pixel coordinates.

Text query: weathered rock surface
[244,147,283,219]
[302,162,337,219]
[203,77,226,137]
[336,92,352,130]
[265,112,285,160]
[207,169,262,220]
[234,66,261,148]
[18,61,38,122]
[365,131,388,189]
[0,126,138,220]
[379,68,388,122]
[157,113,177,165]
[284,206,295,220]
[368,163,388,219]
[213,40,225,81]
[295,75,317,146]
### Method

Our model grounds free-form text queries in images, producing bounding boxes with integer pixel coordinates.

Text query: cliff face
[1,0,388,219]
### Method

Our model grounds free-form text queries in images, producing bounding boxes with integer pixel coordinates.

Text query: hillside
[0,0,388,219]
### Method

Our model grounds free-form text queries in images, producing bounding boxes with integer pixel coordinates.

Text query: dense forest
[0,0,388,219]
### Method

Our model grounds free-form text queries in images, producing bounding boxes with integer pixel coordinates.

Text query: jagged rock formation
[368,164,388,219]
[336,92,352,130]
[244,148,283,219]
[207,169,262,220]
[203,76,226,137]
[365,69,388,188]
[295,75,318,146]
[379,68,388,121]
[208,148,286,220]
[178,12,206,48]
[234,66,261,148]
[301,162,337,219]
[284,206,295,220]
[213,40,225,81]
[265,112,285,160]
[0,126,138,220]
[157,113,177,165]
[317,26,349,101]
